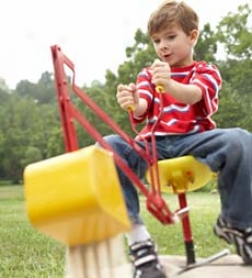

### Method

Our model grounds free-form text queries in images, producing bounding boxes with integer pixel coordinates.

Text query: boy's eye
[153,39,160,44]
[167,35,176,40]
[152,34,176,44]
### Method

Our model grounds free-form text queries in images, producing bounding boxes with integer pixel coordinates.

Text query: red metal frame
[50,44,190,227]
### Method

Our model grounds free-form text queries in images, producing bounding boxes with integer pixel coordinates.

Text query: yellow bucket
[24,145,131,246]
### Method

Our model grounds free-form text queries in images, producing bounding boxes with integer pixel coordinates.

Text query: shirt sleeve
[191,62,222,117]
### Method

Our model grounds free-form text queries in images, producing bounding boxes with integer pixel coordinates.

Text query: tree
[215,3,252,131]
[0,78,11,106]
[216,4,252,60]
[15,71,56,104]
[15,80,37,100]
[194,23,217,63]
[212,81,247,129]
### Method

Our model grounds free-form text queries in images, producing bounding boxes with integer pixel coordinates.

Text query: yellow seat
[24,145,131,246]
[147,156,214,194]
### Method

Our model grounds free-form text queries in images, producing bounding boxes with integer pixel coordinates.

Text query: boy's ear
[190,29,199,45]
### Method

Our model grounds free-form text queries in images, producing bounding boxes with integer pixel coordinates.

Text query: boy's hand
[151,59,171,91]
[116,83,139,111]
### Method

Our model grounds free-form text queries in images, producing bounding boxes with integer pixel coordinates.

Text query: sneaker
[214,216,252,265]
[129,239,167,278]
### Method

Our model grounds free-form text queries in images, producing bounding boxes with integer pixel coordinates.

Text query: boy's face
[150,24,198,67]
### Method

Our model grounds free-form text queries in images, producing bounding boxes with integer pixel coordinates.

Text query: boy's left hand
[151,59,171,91]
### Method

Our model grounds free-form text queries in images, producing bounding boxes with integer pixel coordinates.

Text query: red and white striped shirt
[133,61,222,140]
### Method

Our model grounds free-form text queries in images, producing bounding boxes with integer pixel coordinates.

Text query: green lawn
[0,185,232,277]
[140,191,232,256]
[0,186,65,278]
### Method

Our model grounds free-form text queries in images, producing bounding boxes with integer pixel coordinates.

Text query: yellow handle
[127,104,135,111]
[127,86,164,110]
[127,89,136,111]
[156,85,165,93]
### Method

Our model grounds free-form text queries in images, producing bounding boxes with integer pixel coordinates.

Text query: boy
[103,1,252,277]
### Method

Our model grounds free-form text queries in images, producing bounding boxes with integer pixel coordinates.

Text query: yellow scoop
[24,145,131,246]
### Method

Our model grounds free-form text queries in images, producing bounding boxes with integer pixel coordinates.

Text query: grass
[140,192,232,256]
[0,185,232,277]
[0,185,65,277]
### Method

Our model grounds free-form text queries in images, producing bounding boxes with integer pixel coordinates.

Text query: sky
[0,0,249,89]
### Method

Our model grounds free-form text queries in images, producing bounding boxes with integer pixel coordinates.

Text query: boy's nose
[159,40,168,50]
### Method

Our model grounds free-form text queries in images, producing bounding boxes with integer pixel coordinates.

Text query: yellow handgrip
[127,104,135,111]
[156,85,165,93]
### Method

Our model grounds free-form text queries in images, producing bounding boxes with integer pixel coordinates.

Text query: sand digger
[24,45,226,277]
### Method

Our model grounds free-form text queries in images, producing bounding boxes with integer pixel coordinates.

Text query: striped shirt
[133,61,222,140]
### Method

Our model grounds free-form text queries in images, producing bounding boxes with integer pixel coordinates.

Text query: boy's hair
[148,1,199,36]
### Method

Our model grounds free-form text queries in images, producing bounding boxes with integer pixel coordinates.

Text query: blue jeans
[102,128,252,230]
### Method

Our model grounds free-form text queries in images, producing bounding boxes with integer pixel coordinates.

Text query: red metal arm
[50,44,183,225]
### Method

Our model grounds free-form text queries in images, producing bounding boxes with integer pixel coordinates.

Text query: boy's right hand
[116,83,139,111]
